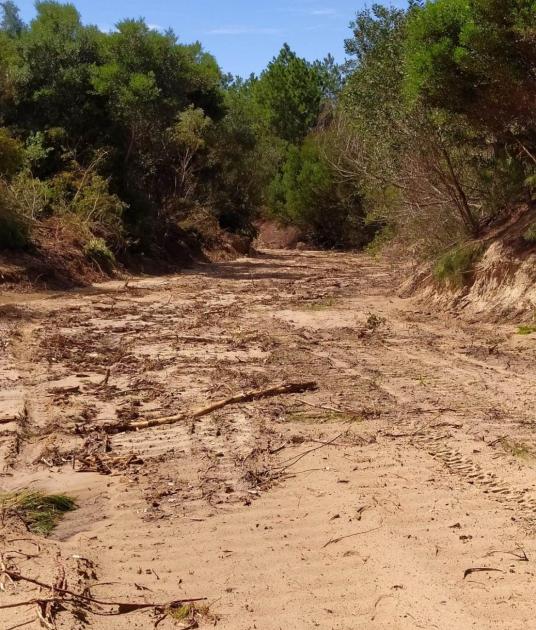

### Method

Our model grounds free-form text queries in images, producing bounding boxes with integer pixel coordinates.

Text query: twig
[104,381,318,434]
[485,548,529,562]
[274,432,346,473]
[323,525,382,548]
[297,399,362,416]
[0,570,207,614]
[463,567,505,580]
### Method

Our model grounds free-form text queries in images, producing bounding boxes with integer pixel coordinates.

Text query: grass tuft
[0,491,76,535]
[523,222,536,244]
[303,297,336,311]
[433,244,484,288]
[517,324,536,335]
[500,439,534,461]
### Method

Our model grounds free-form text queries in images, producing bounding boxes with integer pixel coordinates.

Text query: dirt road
[1,250,536,629]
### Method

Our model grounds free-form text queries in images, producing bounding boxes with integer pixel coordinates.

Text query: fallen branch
[103,381,318,434]
[0,569,206,616]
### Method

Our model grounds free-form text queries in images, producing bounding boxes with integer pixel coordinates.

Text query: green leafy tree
[0,1,25,37]
[404,0,536,134]
[254,44,326,144]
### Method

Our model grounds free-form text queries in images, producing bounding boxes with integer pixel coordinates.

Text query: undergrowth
[303,297,337,311]
[523,222,536,244]
[433,244,484,289]
[0,491,76,535]
[517,324,536,335]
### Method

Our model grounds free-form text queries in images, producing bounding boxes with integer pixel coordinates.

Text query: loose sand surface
[1,250,536,629]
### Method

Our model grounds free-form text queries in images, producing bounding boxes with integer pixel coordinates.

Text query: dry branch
[323,525,382,548]
[104,381,318,434]
[463,567,504,580]
[0,569,206,617]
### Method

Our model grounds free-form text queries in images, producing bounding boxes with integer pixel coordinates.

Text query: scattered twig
[274,432,346,473]
[485,548,529,562]
[97,369,111,389]
[323,525,382,548]
[463,567,505,580]
[297,399,363,417]
[0,569,207,616]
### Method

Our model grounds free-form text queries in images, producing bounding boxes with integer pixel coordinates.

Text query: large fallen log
[103,381,318,434]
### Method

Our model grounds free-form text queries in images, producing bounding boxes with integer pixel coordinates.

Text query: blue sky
[14,1,408,77]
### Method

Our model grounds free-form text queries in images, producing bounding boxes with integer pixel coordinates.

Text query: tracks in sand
[2,250,536,629]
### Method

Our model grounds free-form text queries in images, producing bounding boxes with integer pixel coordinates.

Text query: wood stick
[0,570,206,612]
[104,381,318,434]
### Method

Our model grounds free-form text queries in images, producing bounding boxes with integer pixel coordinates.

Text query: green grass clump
[433,244,484,288]
[167,604,193,621]
[84,237,115,268]
[500,439,534,461]
[0,210,30,249]
[517,324,536,335]
[303,297,336,311]
[0,491,76,535]
[523,222,536,244]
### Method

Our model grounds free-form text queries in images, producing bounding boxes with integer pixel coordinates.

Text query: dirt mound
[255,219,304,249]
[404,206,536,320]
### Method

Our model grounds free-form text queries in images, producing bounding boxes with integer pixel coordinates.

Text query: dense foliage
[1,0,536,270]
[339,0,536,255]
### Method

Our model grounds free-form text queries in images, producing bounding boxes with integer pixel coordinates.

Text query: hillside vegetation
[1,0,536,282]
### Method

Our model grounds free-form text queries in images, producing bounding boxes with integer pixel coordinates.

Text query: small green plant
[84,237,115,268]
[0,491,76,535]
[523,222,536,244]
[499,439,534,461]
[517,324,536,335]
[0,210,30,249]
[434,244,484,288]
[303,297,336,311]
[167,604,193,621]
[365,312,387,331]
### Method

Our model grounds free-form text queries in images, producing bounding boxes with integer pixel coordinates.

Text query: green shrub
[523,222,536,244]
[0,179,31,249]
[517,324,536,336]
[0,208,29,249]
[0,128,25,178]
[434,243,484,288]
[84,237,115,268]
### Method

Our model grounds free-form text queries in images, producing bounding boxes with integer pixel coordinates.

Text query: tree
[0,1,24,37]
[254,44,326,144]
[8,1,102,147]
[404,0,536,134]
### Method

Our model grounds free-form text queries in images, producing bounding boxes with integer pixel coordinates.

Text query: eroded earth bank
[1,250,536,629]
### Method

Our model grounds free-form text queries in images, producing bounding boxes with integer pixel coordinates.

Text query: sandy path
[1,249,536,629]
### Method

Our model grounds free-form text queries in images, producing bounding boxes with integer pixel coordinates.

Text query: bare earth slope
[1,250,536,630]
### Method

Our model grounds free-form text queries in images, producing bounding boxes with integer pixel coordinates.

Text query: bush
[434,243,484,288]
[0,177,32,249]
[0,204,29,249]
[0,128,25,177]
[523,222,536,244]
[84,236,115,268]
